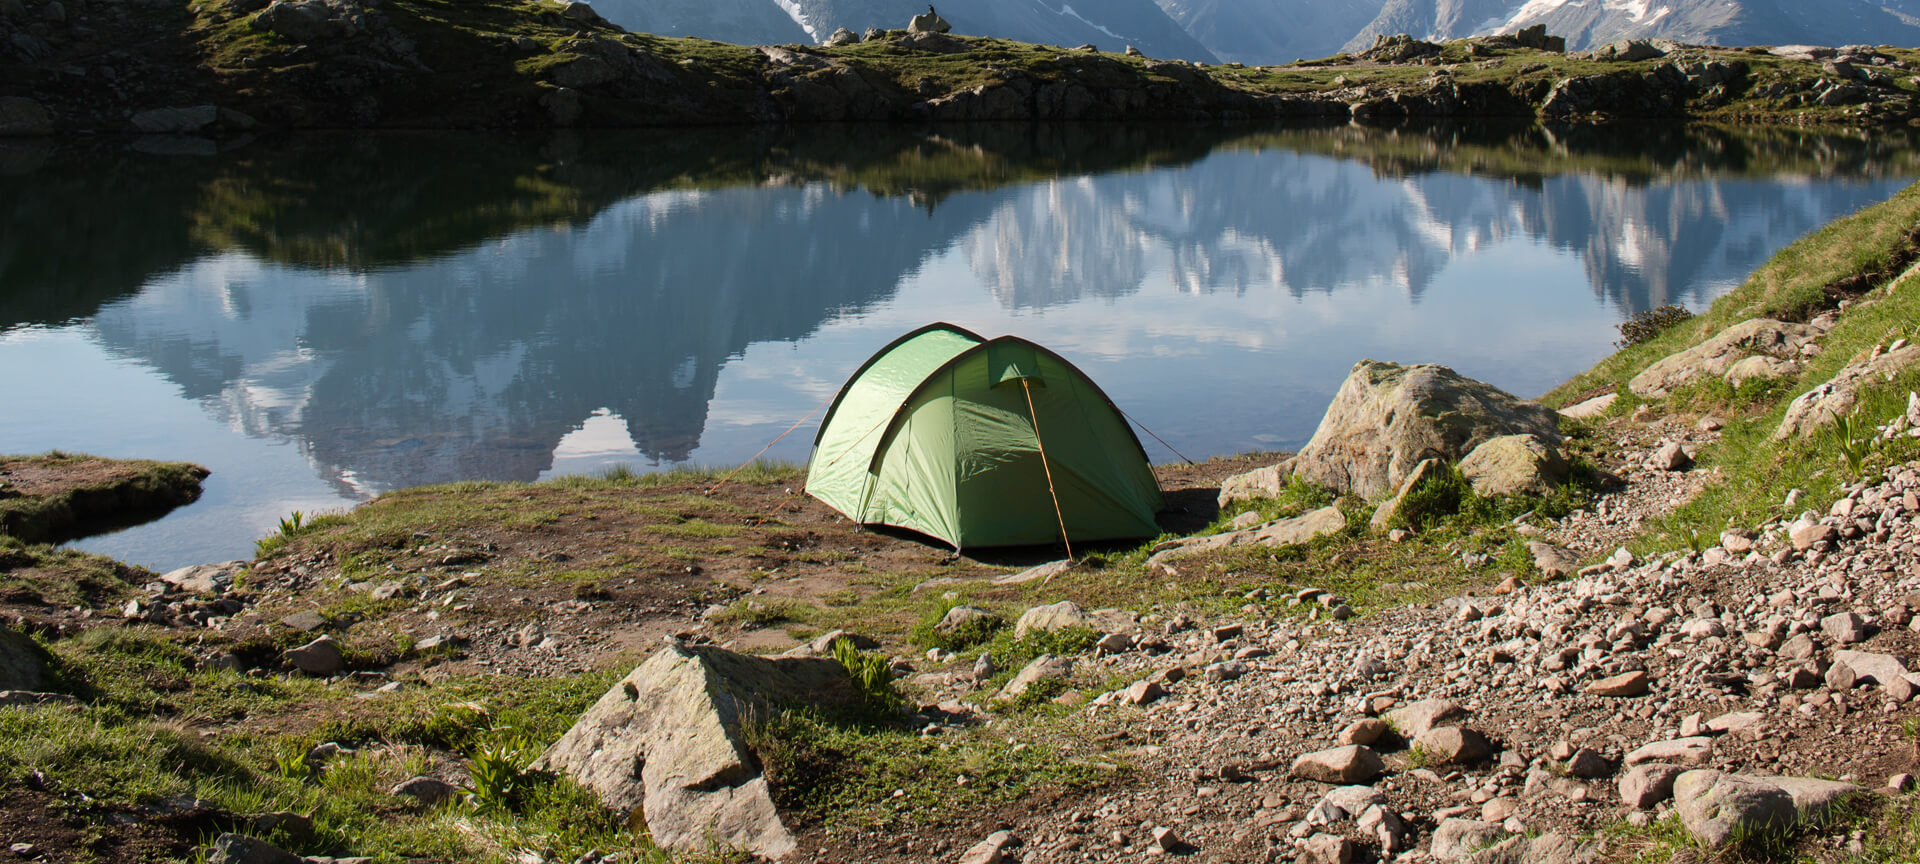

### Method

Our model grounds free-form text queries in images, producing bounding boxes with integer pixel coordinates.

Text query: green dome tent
[805,323,1164,550]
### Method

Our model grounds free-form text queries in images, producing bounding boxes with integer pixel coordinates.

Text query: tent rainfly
[805,323,1164,550]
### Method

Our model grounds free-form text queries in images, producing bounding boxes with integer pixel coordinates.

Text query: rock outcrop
[536,642,860,860]
[1774,343,1920,439]
[1629,318,1820,398]
[1147,505,1347,567]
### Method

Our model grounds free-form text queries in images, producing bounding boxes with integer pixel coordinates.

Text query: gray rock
[558,0,602,23]
[1458,434,1571,496]
[959,829,1015,864]
[906,9,950,33]
[1415,726,1492,765]
[1386,698,1467,738]
[1672,770,1796,848]
[550,55,617,88]
[0,96,52,136]
[130,105,219,134]
[1014,601,1092,638]
[1593,39,1665,61]
[1369,457,1444,532]
[1585,669,1649,696]
[1430,818,1505,861]
[0,627,49,691]
[1147,506,1345,566]
[1646,441,1693,472]
[1724,355,1799,389]
[1566,747,1612,778]
[1557,392,1616,419]
[1625,737,1713,767]
[996,559,1072,584]
[1528,542,1578,579]
[935,605,1002,636]
[280,610,326,632]
[1769,776,1862,822]
[1123,678,1165,705]
[207,833,303,864]
[1302,832,1357,863]
[283,636,344,675]
[1290,745,1384,784]
[1216,464,1283,507]
[1821,611,1869,644]
[1620,763,1685,809]
[824,26,858,46]
[1775,344,1920,440]
[997,654,1073,702]
[1834,650,1920,692]
[1790,519,1838,550]
[1339,718,1389,746]
[1630,319,1816,399]
[805,629,878,655]
[160,561,243,595]
[535,643,861,860]
[1281,360,1559,501]
[389,776,458,807]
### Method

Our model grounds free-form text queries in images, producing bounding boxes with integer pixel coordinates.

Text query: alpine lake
[2,121,1915,569]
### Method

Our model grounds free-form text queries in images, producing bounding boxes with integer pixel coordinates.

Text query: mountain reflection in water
[0,122,1912,567]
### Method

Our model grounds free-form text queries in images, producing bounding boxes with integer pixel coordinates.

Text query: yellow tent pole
[1021,378,1074,563]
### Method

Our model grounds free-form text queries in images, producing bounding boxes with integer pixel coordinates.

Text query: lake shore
[4,174,1920,860]
[5,0,1920,136]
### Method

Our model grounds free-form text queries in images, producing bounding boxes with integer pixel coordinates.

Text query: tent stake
[1021,378,1075,564]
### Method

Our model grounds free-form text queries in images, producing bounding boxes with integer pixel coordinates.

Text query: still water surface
[2,123,1914,568]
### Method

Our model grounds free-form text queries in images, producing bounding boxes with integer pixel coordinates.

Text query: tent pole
[706,392,836,496]
[1020,378,1074,564]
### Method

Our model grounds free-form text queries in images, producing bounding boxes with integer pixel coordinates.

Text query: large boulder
[1668,770,1857,848]
[1457,434,1570,497]
[1629,319,1818,399]
[1774,344,1920,440]
[1283,361,1559,501]
[1146,505,1345,567]
[535,642,860,860]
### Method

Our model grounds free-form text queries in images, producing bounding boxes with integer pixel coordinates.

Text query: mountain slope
[1156,0,1382,64]
[1495,0,1920,52]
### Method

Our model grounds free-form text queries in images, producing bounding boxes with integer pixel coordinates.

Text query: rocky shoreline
[4,0,1920,135]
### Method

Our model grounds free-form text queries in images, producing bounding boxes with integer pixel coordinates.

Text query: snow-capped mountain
[587,0,1221,62]
[1169,0,1920,65]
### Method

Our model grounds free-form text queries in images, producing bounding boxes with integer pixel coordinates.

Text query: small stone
[1647,441,1694,471]
[1339,718,1389,746]
[1385,698,1467,738]
[1291,745,1384,784]
[1672,770,1795,848]
[1151,826,1181,851]
[1430,819,1505,861]
[959,830,1016,864]
[1124,679,1165,706]
[1414,726,1492,765]
[1888,773,1915,792]
[1212,623,1243,642]
[206,833,303,864]
[1566,747,1612,778]
[389,776,458,807]
[1791,521,1838,550]
[1586,669,1649,696]
[280,610,326,632]
[1301,832,1356,864]
[283,636,345,675]
[1204,661,1247,683]
[1822,611,1870,644]
[1625,737,1713,766]
[1621,763,1685,809]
